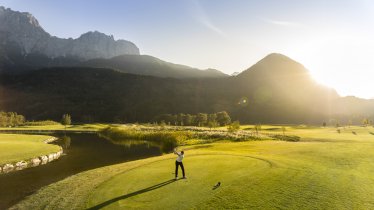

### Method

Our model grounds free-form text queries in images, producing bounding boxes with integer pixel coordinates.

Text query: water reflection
[108,139,175,154]
[97,131,177,154]
[60,135,71,150]
[0,134,163,209]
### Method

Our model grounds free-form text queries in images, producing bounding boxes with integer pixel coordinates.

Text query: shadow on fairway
[87,179,176,209]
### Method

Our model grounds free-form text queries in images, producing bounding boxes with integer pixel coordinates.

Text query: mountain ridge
[0,6,227,78]
[0,59,371,124]
[80,54,228,78]
[0,6,139,61]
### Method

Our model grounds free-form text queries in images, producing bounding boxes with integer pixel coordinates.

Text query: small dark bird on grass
[212,182,221,190]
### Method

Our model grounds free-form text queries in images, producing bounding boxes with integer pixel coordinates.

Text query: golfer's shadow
[87,179,176,210]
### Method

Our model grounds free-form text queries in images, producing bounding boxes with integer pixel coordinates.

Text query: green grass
[0,134,61,165]
[12,126,374,209]
[0,123,108,131]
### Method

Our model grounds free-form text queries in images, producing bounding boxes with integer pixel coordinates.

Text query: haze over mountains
[0,6,226,78]
[0,6,373,124]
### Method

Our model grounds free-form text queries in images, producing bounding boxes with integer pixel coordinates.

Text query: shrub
[99,127,191,151]
[271,134,300,142]
[227,121,240,133]
[24,120,60,126]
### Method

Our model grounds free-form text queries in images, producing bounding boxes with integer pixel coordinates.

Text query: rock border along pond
[0,137,63,174]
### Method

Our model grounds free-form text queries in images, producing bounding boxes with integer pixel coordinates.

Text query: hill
[1,53,373,124]
[80,54,227,78]
[231,53,341,123]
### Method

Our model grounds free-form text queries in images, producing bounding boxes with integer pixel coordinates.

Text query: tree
[183,114,193,126]
[8,112,16,127]
[216,111,231,126]
[15,114,25,126]
[282,126,286,136]
[61,114,72,131]
[190,115,197,126]
[254,124,262,136]
[0,111,26,127]
[322,122,326,127]
[362,118,370,126]
[195,113,208,127]
[0,112,6,127]
[177,113,185,126]
[156,114,175,125]
[208,113,217,124]
[207,114,218,129]
[227,121,240,133]
[207,120,219,130]
[171,115,178,126]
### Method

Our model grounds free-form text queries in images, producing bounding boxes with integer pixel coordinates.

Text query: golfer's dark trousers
[175,161,185,177]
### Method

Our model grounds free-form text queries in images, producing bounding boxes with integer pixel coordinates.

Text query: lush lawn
[0,123,108,131]
[0,134,61,165]
[12,126,374,209]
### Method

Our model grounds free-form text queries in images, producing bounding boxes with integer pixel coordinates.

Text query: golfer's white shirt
[176,152,184,162]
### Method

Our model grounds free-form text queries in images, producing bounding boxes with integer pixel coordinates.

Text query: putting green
[0,134,60,165]
[86,155,269,209]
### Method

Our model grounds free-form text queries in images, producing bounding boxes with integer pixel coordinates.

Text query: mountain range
[1,53,373,124]
[0,6,373,124]
[0,6,139,60]
[0,6,227,78]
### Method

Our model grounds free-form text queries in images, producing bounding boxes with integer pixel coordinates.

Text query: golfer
[174,148,186,179]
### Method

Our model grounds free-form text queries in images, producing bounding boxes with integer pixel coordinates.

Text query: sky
[0,0,373,99]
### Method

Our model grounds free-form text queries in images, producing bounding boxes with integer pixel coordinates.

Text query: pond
[0,133,164,209]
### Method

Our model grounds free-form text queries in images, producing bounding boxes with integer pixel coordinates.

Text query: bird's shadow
[87,179,176,210]
[212,184,221,190]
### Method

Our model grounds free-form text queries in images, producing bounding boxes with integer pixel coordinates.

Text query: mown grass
[0,123,108,131]
[0,134,61,165]
[12,125,374,209]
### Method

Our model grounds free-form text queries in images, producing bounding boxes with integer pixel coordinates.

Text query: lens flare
[238,97,249,107]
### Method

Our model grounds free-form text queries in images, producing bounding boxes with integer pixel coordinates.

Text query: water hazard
[0,133,163,209]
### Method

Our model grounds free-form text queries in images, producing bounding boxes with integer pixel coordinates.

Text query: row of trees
[0,111,71,128]
[0,111,26,127]
[155,111,231,127]
[323,117,374,128]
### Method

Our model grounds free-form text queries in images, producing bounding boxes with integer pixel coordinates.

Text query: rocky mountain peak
[0,6,139,60]
[79,31,114,40]
[25,12,41,27]
[0,6,44,31]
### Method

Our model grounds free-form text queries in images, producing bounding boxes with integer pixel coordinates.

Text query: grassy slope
[0,134,61,165]
[12,126,374,209]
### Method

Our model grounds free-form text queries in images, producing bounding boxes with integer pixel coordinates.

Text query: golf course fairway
[12,126,374,209]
